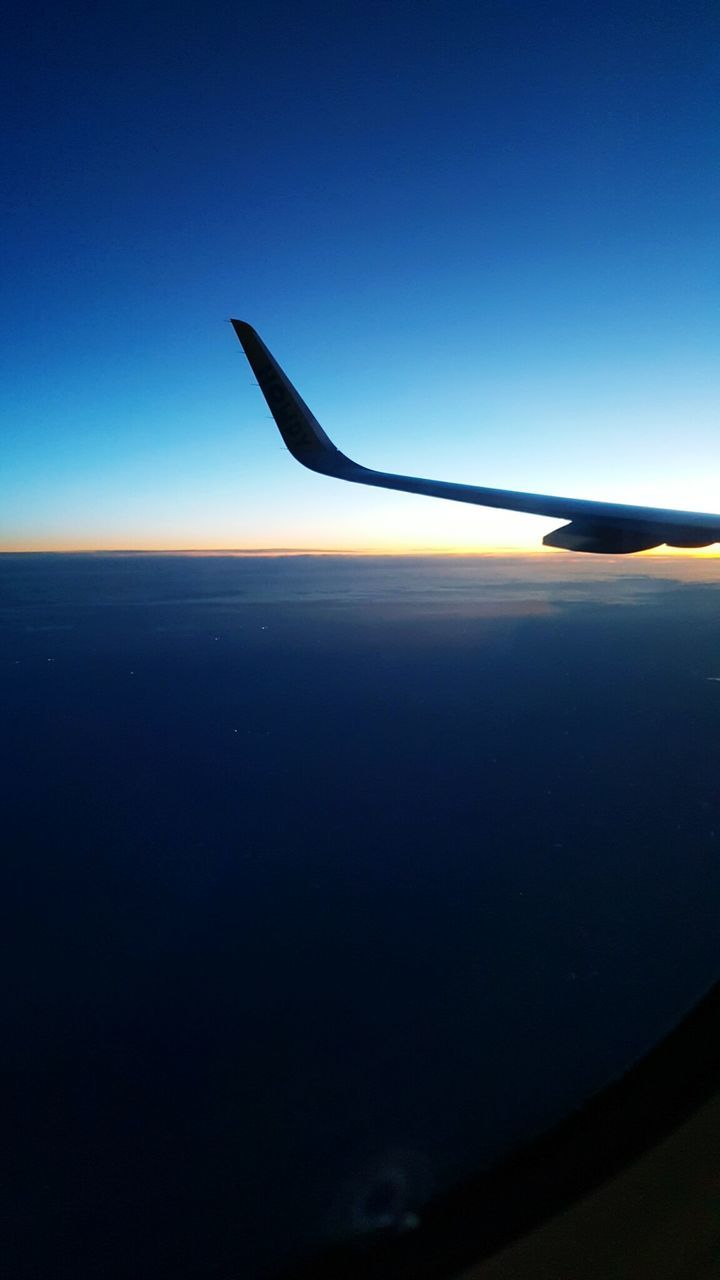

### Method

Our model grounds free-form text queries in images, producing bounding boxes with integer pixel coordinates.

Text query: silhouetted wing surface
[232,320,720,554]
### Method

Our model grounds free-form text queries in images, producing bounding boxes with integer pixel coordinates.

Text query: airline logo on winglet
[259,363,316,452]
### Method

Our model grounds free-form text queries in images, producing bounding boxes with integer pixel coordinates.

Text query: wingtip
[230,318,255,341]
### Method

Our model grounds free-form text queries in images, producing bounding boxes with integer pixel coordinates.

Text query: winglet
[231,320,354,477]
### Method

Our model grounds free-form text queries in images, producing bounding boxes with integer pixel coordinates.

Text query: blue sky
[2,0,718,550]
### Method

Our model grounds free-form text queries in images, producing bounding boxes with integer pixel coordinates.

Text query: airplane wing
[231,320,720,554]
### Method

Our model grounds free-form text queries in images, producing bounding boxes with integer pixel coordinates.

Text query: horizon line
[1,546,719,559]
[0,545,556,558]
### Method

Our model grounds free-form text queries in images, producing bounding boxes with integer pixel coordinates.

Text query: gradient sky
[3,0,718,551]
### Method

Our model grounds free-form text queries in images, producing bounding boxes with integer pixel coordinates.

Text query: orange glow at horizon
[2,535,719,561]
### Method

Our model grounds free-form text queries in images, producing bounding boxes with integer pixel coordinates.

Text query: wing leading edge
[231,320,720,555]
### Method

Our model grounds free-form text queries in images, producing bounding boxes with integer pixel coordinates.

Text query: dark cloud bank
[3,555,719,1277]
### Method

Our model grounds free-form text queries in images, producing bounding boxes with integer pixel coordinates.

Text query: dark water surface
[3,553,720,1277]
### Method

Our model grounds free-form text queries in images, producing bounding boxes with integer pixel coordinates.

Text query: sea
[3,552,720,1277]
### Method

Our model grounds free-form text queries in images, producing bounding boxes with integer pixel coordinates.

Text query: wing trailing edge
[231,320,720,555]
